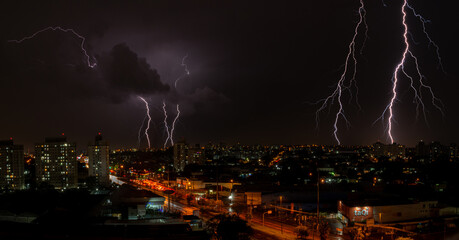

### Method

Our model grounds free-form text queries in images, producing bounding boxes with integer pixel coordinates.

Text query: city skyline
[1,1,459,149]
[4,133,457,153]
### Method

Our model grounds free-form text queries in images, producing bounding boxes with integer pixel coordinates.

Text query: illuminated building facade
[173,142,204,172]
[173,142,188,172]
[35,137,77,189]
[88,134,110,186]
[372,142,405,158]
[338,200,444,226]
[187,144,205,165]
[0,140,24,190]
[338,201,373,224]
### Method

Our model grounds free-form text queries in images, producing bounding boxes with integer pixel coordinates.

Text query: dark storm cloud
[1,40,169,104]
[98,43,170,103]
[177,86,230,116]
[189,87,230,104]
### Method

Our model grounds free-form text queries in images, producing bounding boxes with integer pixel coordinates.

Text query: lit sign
[354,207,369,216]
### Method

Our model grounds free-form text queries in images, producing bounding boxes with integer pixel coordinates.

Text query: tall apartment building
[372,142,405,158]
[35,137,77,189]
[173,142,204,172]
[173,142,188,172]
[415,141,430,157]
[0,140,24,190]
[88,134,110,186]
[188,144,205,165]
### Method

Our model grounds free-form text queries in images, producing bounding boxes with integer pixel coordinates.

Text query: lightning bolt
[162,55,189,148]
[174,54,190,88]
[406,3,445,72]
[315,0,368,145]
[162,102,181,148]
[138,96,152,149]
[382,0,388,7]
[8,26,97,68]
[170,104,181,146]
[138,115,147,148]
[162,100,172,149]
[378,0,444,144]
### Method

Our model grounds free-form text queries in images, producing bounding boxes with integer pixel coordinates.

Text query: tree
[207,213,253,240]
[304,216,330,240]
[348,227,365,240]
[37,181,56,191]
[347,226,371,240]
[318,219,330,240]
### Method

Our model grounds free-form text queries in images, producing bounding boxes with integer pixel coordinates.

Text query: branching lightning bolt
[315,0,368,145]
[170,104,181,146]
[8,26,97,68]
[162,102,182,148]
[162,55,189,148]
[138,96,152,149]
[406,3,445,72]
[162,100,172,149]
[377,0,444,144]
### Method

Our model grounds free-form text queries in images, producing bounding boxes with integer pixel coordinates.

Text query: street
[129,179,344,240]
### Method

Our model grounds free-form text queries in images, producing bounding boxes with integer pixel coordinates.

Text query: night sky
[1,1,459,149]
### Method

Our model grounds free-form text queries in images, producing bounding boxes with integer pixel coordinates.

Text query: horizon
[4,134,456,153]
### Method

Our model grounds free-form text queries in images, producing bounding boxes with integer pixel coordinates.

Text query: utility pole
[216,163,219,201]
[249,193,254,219]
[216,162,220,211]
[167,166,171,212]
[317,168,320,219]
[317,163,320,236]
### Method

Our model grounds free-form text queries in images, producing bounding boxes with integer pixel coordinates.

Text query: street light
[263,210,272,226]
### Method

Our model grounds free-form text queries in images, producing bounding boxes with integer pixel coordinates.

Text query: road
[250,213,297,236]
[127,178,344,240]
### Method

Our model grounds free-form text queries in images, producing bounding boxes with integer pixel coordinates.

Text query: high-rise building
[88,133,110,186]
[173,142,204,172]
[174,142,188,172]
[371,142,405,158]
[429,141,449,161]
[449,143,458,162]
[188,144,205,165]
[35,137,77,189]
[415,141,429,157]
[0,140,25,190]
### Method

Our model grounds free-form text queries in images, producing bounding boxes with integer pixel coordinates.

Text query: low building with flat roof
[337,198,458,227]
[108,185,165,220]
